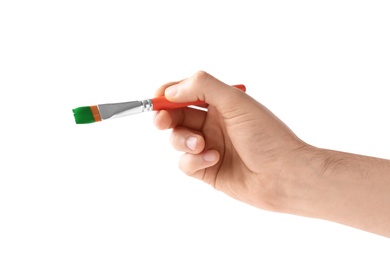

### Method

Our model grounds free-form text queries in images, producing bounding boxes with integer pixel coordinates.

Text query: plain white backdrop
[0,0,389,259]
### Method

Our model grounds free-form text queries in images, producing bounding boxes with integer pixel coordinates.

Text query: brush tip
[72,106,96,124]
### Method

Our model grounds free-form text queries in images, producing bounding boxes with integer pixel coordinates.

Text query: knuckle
[192,70,210,83]
[187,70,211,101]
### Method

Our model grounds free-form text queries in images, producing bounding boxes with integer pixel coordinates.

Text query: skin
[154,71,390,238]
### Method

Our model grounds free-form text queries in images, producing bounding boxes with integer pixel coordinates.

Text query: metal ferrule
[97,99,153,120]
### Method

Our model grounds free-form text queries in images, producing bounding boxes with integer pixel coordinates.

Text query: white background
[1,0,389,259]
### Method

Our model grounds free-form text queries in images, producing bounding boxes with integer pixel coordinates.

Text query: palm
[200,106,250,194]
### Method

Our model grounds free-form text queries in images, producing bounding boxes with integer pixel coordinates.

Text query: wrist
[277,145,332,218]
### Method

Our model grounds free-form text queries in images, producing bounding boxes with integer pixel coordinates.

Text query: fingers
[153,107,207,131]
[179,150,220,179]
[154,79,184,97]
[154,71,241,131]
[163,71,248,114]
[153,110,172,130]
[169,127,220,179]
[169,127,205,154]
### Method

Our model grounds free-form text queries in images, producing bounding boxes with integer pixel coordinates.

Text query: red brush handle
[152,84,246,111]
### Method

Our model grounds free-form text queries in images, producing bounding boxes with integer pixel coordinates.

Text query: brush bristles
[72,106,96,124]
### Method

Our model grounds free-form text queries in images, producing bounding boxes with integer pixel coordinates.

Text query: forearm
[284,146,390,237]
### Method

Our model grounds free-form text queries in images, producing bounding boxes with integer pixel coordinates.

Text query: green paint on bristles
[72,106,95,124]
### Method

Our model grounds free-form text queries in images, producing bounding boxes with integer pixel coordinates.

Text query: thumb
[164,71,248,113]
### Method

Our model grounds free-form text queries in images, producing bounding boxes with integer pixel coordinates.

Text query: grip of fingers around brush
[151,84,246,111]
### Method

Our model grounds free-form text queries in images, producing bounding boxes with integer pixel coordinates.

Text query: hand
[153,71,310,211]
[154,71,390,238]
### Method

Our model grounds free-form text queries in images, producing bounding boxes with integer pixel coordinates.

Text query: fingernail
[186,136,197,151]
[203,151,217,162]
[165,85,178,98]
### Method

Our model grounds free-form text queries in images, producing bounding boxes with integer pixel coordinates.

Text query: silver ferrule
[97,99,153,120]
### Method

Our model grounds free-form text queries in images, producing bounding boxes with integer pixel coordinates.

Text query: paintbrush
[72,84,246,124]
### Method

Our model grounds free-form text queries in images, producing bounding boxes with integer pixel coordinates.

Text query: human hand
[154,71,390,237]
[153,71,311,212]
